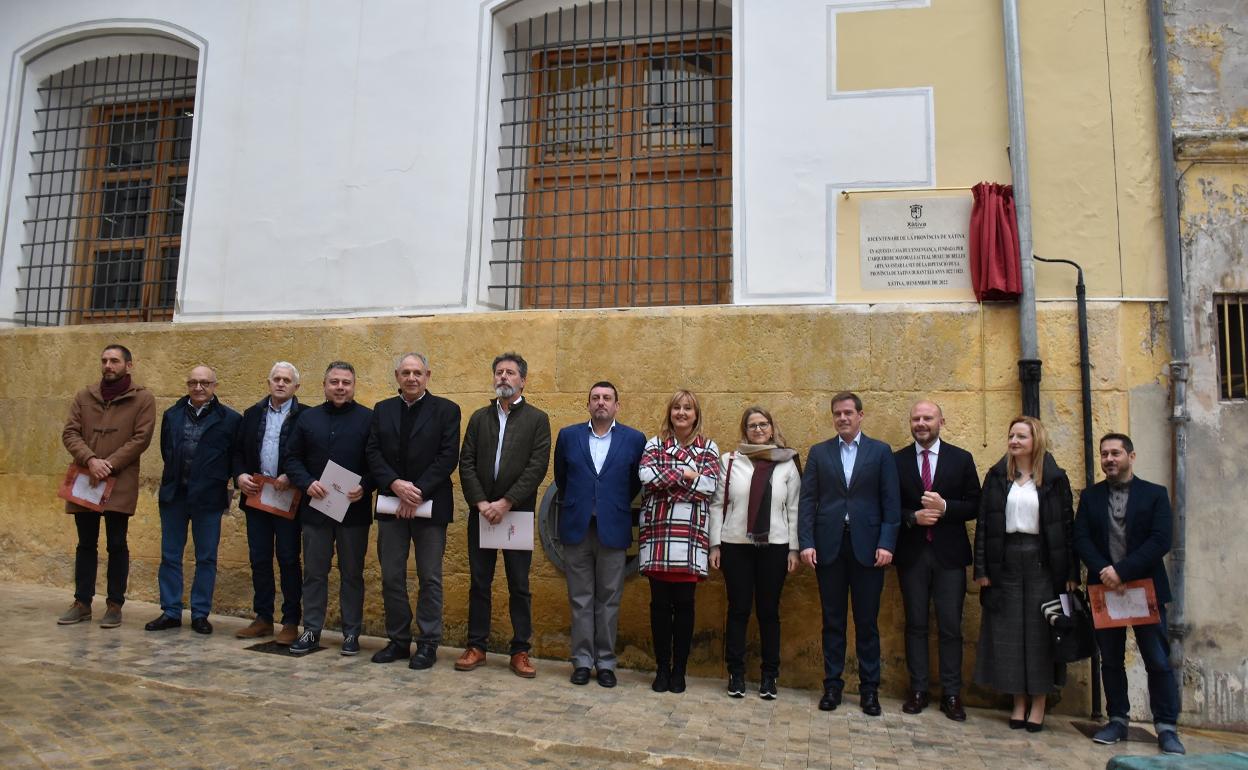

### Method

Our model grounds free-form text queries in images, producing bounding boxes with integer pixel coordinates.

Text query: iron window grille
[491,0,732,309]
[16,54,196,326]
[1215,293,1246,401]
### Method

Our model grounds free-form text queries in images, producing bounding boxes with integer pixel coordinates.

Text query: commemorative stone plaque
[859,197,973,291]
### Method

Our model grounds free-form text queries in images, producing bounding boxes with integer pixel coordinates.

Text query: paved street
[2,583,1245,769]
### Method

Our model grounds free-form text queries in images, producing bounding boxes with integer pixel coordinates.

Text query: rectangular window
[1216,294,1247,401]
[16,54,196,326]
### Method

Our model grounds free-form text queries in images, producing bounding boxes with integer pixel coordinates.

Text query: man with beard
[456,352,551,678]
[285,362,374,656]
[1074,433,1184,756]
[892,400,981,720]
[147,365,242,634]
[233,362,307,645]
[798,392,900,716]
[58,344,156,628]
[367,352,461,670]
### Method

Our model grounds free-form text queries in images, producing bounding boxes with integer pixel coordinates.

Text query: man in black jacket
[456,352,551,678]
[147,365,241,635]
[284,361,374,657]
[366,352,461,670]
[892,400,981,721]
[233,362,307,645]
[1074,433,1184,756]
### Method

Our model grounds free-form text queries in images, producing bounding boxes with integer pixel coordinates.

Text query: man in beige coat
[59,344,156,628]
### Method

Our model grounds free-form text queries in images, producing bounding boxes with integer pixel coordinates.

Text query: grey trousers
[377,517,447,647]
[564,520,627,670]
[302,522,369,636]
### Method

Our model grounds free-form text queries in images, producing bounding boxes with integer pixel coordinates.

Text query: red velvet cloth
[969,182,1022,301]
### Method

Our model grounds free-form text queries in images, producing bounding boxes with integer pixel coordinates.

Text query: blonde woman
[638,390,720,694]
[709,407,801,700]
[973,415,1077,732]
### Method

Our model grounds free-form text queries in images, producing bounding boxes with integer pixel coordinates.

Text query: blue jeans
[158,501,223,620]
[244,508,302,624]
[1096,605,1180,730]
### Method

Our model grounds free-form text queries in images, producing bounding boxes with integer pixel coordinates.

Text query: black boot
[652,662,671,692]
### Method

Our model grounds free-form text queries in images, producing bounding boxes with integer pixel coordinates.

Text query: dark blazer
[460,398,551,513]
[1073,476,1173,604]
[158,396,242,514]
[553,421,646,549]
[366,392,462,525]
[798,433,901,567]
[232,395,307,513]
[284,400,375,527]
[893,440,982,569]
[974,453,1077,594]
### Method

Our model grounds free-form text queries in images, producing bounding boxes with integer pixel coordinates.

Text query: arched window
[489,0,731,309]
[17,53,197,325]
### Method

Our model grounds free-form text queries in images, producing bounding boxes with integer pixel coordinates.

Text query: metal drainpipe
[1002,0,1041,417]
[1147,0,1189,706]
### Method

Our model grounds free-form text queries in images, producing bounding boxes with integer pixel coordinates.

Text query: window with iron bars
[1215,294,1246,401]
[17,54,196,326]
[491,0,731,309]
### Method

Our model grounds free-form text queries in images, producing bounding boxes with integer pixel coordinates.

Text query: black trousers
[897,545,967,694]
[720,543,789,677]
[74,511,130,606]
[467,513,533,654]
[649,577,696,672]
[815,532,885,694]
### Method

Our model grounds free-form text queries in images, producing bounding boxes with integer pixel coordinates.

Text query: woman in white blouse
[972,415,1077,732]
[709,407,801,700]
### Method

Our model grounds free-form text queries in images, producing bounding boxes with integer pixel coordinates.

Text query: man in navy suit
[552,381,646,688]
[893,400,981,721]
[1074,433,1184,756]
[798,391,900,716]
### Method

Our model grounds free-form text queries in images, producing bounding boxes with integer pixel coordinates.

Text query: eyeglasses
[186,380,216,388]
[746,422,771,431]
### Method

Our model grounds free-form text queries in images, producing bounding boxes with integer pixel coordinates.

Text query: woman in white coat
[709,406,801,700]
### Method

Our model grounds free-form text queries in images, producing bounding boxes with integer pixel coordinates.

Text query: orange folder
[56,464,117,512]
[1088,579,1161,629]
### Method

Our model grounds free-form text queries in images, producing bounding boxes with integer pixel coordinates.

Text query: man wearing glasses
[147,365,241,635]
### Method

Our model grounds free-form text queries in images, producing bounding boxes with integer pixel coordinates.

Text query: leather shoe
[818,688,841,711]
[455,647,487,671]
[409,644,437,670]
[652,667,671,693]
[861,691,882,716]
[190,617,213,635]
[235,618,274,639]
[902,690,930,714]
[509,651,537,678]
[275,624,300,645]
[941,695,967,722]
[596,669,617,688]
[570,666,592,685]
[668,670,687,693]
[371,641,410,664]
[144,614,181,631]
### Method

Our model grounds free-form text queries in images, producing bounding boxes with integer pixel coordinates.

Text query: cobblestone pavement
[2,583,1245,769]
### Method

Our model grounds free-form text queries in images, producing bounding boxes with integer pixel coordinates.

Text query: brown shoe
[99,602,123,629]
[509,651,537,678]
[57,601,91,625]
[274,624,300,646]
[902,690,930,714]
[235,618,275,639]
[455,647,487,671]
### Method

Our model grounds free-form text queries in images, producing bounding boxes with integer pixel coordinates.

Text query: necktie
[921,449,934,542]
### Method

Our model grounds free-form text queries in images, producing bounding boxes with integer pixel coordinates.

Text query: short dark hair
[492,352,528,379]
[324,361,356,378]
[830,391,863,412]
[103,344,132,363]
[588,380,618,400]
[1099,432,1134,453]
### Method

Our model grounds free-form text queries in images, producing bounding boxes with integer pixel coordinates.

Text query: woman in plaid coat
[638,390,720,694]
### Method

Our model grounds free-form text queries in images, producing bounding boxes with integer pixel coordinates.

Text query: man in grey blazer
[456,352,551,678]
[798,392,900,716]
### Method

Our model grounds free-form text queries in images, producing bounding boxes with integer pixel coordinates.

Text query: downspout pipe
[1146,0,1189,706]
[1002,0,1041,417]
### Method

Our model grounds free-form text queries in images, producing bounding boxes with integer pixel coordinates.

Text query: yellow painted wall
[835,0,1165,301]
[0,302,1169,711]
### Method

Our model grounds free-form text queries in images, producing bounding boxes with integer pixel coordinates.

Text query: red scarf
[100,374,131,402]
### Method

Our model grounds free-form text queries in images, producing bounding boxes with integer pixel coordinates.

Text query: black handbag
[1048,588,1096,663]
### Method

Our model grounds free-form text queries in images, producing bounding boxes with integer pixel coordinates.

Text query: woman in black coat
[973,415,1077,732]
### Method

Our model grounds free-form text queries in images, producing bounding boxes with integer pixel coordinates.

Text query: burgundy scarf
[100,374,131,402]
[736,444,799,544]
